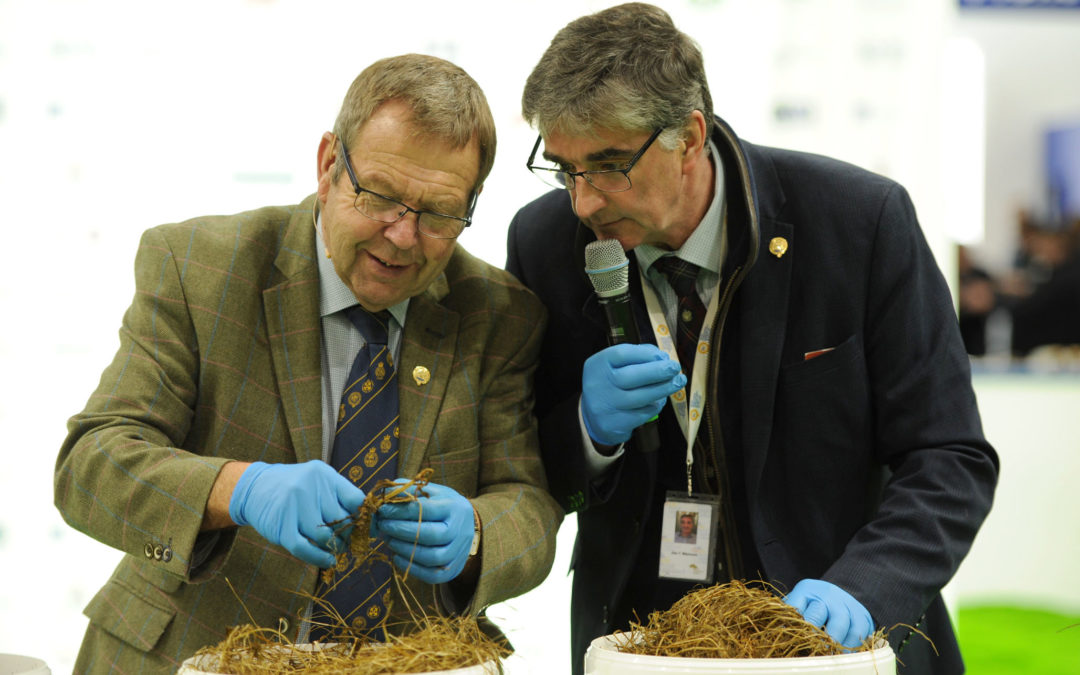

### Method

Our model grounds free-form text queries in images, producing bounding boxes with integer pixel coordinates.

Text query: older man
[56,53,561,673]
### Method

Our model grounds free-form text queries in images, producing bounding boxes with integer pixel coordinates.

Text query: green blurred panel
[958,605,1080,674]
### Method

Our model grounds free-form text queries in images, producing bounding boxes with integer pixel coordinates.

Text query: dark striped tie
[656,256,706,389]
[314,307,399,640]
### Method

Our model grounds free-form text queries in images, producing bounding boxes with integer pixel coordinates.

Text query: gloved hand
[228,460,366,568]
[783,578,874,649]
[581,343,686,446]
[373,481,475,585]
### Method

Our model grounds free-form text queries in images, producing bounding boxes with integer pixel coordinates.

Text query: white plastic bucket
[584,634,896,675]
[176,644,499,674]
[0,654,50,675]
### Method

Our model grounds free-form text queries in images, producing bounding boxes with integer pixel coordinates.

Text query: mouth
[368,251,411,269]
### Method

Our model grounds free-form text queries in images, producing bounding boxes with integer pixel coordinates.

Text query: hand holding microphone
[583,239,683,449]
[581,343,686,445]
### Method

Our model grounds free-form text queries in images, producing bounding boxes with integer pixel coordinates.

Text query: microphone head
[584,238,630,298]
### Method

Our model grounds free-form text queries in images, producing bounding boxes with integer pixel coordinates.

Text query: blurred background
[1,0,1078,672]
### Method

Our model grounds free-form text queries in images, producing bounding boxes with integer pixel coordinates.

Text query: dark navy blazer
[507,116,998,675]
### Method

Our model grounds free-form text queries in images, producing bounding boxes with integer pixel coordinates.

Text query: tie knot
[345,306,390,346]
[656,256,701,299]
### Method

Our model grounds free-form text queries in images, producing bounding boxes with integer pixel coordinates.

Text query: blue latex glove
[581,343,686,446]
[228,460,366,568]
[783,578,874,649]
[373,481,474,585]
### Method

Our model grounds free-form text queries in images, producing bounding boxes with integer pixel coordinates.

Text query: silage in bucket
[176,642,500,675]
[585,634,896,674]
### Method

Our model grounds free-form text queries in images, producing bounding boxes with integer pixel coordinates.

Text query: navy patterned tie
[315,307,399,640]
[656,256,706,389]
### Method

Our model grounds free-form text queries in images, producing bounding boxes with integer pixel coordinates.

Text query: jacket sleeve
[54,226,234,582]
[821,183,999,636]
[463,274,565,613]
[506,199,618,515]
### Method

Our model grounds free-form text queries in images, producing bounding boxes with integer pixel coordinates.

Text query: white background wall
[1,0,1078,672]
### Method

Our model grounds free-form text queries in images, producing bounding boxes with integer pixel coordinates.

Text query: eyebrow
[360,174,464,215]
[542,145,637,166]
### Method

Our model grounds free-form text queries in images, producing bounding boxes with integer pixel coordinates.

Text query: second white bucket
[0,654,51,675]
[584,634,896,675]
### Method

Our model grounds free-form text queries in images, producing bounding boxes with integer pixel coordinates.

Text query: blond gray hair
[332,53,496,192]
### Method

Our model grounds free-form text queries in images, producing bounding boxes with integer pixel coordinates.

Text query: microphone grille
[584,238,629,298]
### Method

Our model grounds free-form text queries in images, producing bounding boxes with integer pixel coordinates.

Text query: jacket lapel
[396,266,459,479]
[264,194,323,464]
[735,165,793,503]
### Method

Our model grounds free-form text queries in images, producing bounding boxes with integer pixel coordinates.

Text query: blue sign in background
[1047,125,1080,221]
[961,0,1080,7]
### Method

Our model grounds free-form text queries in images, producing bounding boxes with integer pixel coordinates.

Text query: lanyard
[640,265,722,497]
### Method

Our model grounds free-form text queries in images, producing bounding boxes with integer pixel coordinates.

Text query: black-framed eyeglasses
[526,127,664,193]
[338,137,475,240]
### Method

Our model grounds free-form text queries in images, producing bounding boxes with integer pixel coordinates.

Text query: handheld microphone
[584,238,661,453]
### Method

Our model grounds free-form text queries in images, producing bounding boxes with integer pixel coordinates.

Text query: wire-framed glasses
[526,127,664,192]
[339,137,474,240]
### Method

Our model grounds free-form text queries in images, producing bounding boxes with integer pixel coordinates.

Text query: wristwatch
[469,510,481,557]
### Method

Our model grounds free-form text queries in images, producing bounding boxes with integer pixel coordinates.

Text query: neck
[661,147,716,251]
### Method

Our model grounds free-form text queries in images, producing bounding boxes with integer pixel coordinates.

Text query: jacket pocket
[421,443,481,496]
[781,333,861,387]
[83,575,175,652]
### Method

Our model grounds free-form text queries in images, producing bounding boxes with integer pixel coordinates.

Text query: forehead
[541,126,653,164]
[349,103,479,205]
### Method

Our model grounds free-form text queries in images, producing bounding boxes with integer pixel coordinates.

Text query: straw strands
[615,580,883,659]
[187,468,509,674]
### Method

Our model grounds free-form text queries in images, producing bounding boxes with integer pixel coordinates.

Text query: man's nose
[383,211,421,249]
[571,180,608,221]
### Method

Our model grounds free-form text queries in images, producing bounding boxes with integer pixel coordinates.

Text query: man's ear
[680,110,708,172]
[316,131,337,203]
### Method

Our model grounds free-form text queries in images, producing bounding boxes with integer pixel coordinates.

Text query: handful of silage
[615,580,883,658]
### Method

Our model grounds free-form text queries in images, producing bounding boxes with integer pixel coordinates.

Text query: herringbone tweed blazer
[55,194,563,674]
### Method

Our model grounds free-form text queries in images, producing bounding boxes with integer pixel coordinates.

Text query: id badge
[658,491,720,583]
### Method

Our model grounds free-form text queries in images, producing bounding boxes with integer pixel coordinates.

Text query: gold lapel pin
[412,365,431,386]
[769,237,788,258]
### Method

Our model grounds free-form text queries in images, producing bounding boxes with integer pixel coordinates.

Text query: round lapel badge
[412,365,431,386]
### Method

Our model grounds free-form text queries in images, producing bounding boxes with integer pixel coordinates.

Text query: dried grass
[188,468,509,674]
[615,580,885,659]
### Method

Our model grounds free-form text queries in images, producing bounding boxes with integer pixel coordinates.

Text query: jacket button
[153,544,163,560]
[144,543,154,559]
[162,546,173,563]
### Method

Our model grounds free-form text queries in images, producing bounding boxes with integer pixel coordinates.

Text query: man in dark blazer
[505,5,997,674]
[55,54,562,673]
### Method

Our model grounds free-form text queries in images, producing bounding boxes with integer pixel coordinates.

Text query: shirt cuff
[579,395,625,475]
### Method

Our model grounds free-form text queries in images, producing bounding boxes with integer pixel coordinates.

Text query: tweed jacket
[507,116,998,675]
[55,194,562,673]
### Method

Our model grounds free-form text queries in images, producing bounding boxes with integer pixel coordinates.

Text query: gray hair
[332,53,496,192]
[521,3,712,150]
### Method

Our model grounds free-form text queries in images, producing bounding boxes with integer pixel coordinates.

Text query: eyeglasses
[526,127,664,193]
[338,137,475,240]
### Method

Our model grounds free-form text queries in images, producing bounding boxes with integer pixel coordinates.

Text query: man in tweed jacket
[54,54,562,673]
